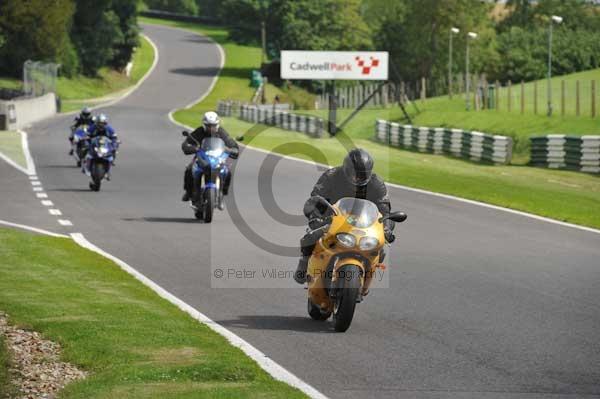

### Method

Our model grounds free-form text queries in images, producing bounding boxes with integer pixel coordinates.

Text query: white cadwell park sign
[280,51,389,80]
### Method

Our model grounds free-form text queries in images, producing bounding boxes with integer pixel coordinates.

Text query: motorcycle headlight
[359,236,379,251]
[206,149,223,157]
[336,233,356,248]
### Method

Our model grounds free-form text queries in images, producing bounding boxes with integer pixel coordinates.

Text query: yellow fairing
[307,203,385,312]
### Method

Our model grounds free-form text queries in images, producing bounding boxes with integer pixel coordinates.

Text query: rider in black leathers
[69,107,94,154]
[294,148,396,284]
[181,111,239,201]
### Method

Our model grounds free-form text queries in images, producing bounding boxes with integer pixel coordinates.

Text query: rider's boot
[294,255,309,284]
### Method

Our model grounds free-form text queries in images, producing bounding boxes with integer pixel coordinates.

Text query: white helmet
[97,114,108,128]
[202,111,220,131]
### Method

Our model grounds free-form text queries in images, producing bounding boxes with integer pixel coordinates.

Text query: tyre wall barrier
[374,120,513,164]
[530,135,600,174]
[240,104,324,138]
[0,93,57,130]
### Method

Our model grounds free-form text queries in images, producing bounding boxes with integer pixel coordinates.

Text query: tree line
[143,0,600,85]
[0,0,138,78]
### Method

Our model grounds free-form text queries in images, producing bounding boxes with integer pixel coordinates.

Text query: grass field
[0,228,306,398]
[0,35,156,114]
[305,69,600,163]
[0,131,26,170]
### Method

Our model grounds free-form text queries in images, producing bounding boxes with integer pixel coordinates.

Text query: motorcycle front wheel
[90,161,106,192]
[332,265,362,332]
[203,188,216,223]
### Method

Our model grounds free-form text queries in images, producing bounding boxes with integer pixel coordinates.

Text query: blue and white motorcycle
[83,136,116,192]
[183,132,235,223]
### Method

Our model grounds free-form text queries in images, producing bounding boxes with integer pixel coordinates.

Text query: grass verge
[214,117,600,229]
[59,35,156,113]
[0,131,26,170]
[0,35,156,114]
[0,228,306,398]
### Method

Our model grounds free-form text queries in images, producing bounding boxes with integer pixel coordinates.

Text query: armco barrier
[375,120,513,164]
[0,93,57,130]
[530,135,600,174]
[240,104,324,138]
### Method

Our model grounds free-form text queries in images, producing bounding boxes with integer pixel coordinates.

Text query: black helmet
[342,148,373,187]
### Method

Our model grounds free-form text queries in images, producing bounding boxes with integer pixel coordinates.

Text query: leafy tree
[143,0,198,15]
[278,0,372,51]
[373,0,494,82]
[0,0,75,77]
[110,0,140,70]
[219,0,286,46]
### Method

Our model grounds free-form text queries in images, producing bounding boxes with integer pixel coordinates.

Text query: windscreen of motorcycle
[335,197,379,228]
[201,137,226,155]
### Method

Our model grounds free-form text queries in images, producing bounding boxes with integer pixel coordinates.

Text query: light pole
[547,15,563,116]
[449,27,460,99]
[465,31,478,111]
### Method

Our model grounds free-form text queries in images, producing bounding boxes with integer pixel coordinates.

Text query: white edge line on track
[242,145,600,236]
[0,130,36,176]
[0,220,68,238]
[70,232,328,399]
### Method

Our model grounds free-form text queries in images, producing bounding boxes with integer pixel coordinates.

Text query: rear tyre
[333,265,362,332]
[203,188,216,223]
[308,298,331,321]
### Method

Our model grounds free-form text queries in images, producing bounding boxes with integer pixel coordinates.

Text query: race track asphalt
[1,23,599,399]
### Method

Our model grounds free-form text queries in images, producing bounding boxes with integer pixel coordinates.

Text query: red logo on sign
[355,56,380,75]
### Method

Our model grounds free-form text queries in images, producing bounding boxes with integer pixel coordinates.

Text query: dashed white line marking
[58,219,73,226]
[33,187,43,192]
[31,181,41,186]
[41,200,54,207]
[49,209,62,216]
[36,193,48,199]
[28,175,38,180]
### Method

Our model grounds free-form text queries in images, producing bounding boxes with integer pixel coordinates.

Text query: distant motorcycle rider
[294,148,396,284]
[181,111,239,202]
[86,114,119,165]
[69,107,94,154]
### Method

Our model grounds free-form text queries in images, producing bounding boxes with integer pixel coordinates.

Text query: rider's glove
[228,147,239,159]
[384,229,395,244]
[308,217,331,230]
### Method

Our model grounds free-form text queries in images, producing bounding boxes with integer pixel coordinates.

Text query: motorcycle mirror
[380,211,407,223]
[182,131,189,137]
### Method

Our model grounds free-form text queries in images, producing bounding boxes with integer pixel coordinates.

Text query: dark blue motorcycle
[83,136,116,192]
[183,132,235,223]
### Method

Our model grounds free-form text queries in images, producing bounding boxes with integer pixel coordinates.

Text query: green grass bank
[0,228,306,398]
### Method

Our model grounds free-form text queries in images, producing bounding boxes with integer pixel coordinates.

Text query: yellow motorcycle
[304,196,407,332]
